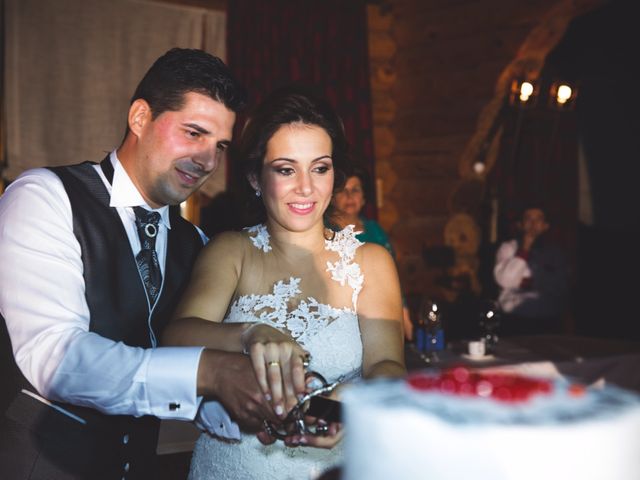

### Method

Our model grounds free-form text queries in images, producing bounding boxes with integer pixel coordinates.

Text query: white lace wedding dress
[188,224,364,480]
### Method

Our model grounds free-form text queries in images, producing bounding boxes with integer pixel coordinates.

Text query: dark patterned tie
[133,207,162,306]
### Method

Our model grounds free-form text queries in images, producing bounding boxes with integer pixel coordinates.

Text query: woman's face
[254,122,334,233]
[333,176,365,218]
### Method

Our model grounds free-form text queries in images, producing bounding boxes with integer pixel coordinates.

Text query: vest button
[122,434,129,444]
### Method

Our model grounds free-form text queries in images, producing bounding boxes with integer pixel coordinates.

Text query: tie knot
[133,207,160,240]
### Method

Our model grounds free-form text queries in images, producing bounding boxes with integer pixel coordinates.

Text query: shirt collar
[107,150,171,229]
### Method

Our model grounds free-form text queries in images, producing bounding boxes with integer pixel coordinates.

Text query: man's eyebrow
[183,123,211,135]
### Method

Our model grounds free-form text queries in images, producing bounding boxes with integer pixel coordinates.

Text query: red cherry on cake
[407,368,556,403]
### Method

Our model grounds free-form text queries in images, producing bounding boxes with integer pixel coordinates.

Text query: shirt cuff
[193,400,240,440]
[146,346,204,420]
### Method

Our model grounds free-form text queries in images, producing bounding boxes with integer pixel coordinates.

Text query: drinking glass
[478,300,500,354]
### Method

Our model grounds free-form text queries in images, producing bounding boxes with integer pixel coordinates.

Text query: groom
[0,48,275,479]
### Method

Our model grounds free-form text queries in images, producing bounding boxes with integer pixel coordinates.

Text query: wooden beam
[148,0,226,11]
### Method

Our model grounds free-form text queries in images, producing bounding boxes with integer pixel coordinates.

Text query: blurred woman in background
[331,165,414,340]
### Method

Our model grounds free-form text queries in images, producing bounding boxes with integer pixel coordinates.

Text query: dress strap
[325,225,364,310]
[244,223,364,310]
[245,224,272,252]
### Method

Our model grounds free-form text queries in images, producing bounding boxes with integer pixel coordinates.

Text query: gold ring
[267,361,280,368]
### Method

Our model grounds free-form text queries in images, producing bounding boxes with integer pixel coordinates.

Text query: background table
[405,334,640,392]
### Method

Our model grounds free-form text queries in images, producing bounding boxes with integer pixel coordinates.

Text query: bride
[163,86,406,479]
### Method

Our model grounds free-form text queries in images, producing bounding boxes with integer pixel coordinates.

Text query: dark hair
[519,202,551,224]
[343,163,375,205]
[233,85,350,225]
[131,48,247,119]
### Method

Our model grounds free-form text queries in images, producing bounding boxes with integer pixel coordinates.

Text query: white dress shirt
[0,152,234,433]
[493,239,537,313]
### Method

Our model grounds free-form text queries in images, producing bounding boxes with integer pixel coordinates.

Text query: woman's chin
[271,215,323,233]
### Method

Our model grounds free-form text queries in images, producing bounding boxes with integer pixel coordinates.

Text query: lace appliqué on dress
[325,225,364,309]
[227,276,356,347]
[246,224,271,252]
[229,224,364,346]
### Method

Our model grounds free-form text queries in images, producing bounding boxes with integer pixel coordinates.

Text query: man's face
[521,208,549,238]
[131,92,236,207]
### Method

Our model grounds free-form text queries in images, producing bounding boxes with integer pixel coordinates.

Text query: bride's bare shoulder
[200,230,252,258]
[358,242,395,269]
[209,229,247,243]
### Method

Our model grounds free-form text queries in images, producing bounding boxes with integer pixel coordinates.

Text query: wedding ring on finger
[267,360,280,368]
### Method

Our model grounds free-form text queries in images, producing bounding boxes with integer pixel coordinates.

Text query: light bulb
[519,82,534,102]
[473,161,486,174]
[556,84,572,104]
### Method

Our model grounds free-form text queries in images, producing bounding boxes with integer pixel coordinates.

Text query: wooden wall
[366,0,601,302]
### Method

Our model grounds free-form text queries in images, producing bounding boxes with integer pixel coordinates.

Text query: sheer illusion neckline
[223,224,364,346]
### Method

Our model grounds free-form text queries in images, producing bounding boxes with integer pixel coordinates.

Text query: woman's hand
[284,421,343,449]
[286,382,343,449]
[242,324,308,418]
[255,416,343,449]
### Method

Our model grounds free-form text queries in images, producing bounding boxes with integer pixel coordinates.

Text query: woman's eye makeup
[270,160,332,176]
[313,164,332,174]
[274,166,295,175]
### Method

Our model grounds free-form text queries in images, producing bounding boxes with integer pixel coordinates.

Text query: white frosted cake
[342,367,640,480]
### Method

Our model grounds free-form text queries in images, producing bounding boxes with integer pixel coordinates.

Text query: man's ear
[128,99,152,137]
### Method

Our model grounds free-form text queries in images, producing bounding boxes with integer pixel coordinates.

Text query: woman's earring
[255,190,261,197]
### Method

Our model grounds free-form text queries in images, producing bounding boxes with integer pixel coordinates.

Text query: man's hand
[197,349,276,431]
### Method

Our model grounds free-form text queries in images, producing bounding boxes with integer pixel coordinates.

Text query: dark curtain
[486,0,640,341]
[487,98,579,334]
[226,0,376,218]
[550,0,640,341]
[490,105,578,255]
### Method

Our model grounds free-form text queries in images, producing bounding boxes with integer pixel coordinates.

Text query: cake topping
[407,367,555,403]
